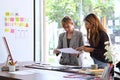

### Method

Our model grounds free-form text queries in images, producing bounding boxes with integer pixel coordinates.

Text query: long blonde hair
[84,13,106,47]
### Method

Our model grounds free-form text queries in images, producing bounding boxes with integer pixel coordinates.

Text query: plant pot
[9,65,16,72]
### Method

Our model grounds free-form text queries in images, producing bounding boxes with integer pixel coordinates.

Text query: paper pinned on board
[57,48,80,54]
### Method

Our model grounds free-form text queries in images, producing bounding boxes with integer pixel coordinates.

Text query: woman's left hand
[83,47,94,52]
[76,46,84,51]
[76,46,94,52]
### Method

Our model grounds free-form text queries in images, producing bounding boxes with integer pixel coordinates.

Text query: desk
[0,62,99,80]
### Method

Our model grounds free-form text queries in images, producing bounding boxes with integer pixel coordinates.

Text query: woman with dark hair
[76,13,109,68]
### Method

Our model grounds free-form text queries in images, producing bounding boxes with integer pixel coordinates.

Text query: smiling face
[62,22,74,33]
[62,16,74,33]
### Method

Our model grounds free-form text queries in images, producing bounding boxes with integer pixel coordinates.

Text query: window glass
[45,0,120,64]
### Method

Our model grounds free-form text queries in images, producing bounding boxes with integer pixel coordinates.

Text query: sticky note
[5,23,9,26]
[20,17,24,22]
[25,23,29,27]
[20,22,24,26]
[5,12,10,16]
[15,22,19,26]
[10,17,14,22]
[5,17,10,22]
[4,28,10,32]
[11,29,15,33]
[15,17,19,22]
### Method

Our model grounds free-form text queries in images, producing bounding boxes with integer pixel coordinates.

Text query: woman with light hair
[54,16,84,66]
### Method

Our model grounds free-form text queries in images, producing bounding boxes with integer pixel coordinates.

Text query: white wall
[0,0,34,63]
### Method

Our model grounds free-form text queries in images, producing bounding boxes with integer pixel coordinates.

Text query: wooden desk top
[0,62,99,80]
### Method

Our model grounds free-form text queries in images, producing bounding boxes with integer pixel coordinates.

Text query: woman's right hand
[53,49,60,55]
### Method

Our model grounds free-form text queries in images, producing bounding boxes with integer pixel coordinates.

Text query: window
[42,0,120,65]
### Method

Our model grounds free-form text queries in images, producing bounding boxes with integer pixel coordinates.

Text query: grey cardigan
[57,30,84,66]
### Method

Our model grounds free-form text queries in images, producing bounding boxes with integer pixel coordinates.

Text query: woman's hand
[76,46,85,51]
[76,46,94,52]
[53,49,60,55]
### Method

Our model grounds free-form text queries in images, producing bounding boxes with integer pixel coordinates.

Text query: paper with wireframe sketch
[57,48,80,54]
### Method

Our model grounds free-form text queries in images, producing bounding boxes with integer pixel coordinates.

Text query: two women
[54,13,109,68]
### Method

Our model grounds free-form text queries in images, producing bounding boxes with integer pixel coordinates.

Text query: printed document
[57,48,80,54]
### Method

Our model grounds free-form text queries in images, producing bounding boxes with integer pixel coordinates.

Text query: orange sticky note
[25,23,29,27]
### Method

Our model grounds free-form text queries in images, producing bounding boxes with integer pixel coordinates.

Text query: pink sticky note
[11,29,15,33]
[20,17,24,22]
[5,23,9,26]
[10,17,14,22]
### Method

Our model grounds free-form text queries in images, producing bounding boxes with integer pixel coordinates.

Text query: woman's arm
[54,33,64,56]
[76,46,94,52]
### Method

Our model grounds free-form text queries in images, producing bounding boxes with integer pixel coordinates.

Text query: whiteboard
[0,0,34,63]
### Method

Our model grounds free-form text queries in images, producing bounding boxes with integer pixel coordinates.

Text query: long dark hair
[84,13,106,46]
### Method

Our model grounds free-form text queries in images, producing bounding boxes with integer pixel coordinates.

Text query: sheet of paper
[9,69,41,75]
[57,48,80,54]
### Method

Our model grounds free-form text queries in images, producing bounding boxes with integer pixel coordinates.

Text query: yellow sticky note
[15,22,19,26]
[4,28,10,32]
[5,17,10,22]
[5,12,10,16]
[19,22,24,26]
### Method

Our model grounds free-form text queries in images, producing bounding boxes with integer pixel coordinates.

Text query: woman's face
[63,23,74,33]
[84,21,92,29]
